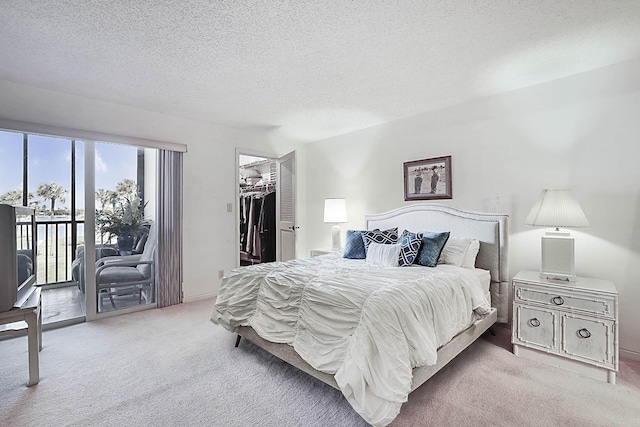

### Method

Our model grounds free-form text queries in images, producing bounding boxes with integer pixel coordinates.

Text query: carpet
[1,298,639,427]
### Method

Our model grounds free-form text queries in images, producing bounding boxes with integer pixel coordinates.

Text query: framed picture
[403,156,452,201]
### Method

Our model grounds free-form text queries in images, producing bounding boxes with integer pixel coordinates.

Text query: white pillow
[366,242,400,267]
[461,239,480,269]
[438,238,477,267]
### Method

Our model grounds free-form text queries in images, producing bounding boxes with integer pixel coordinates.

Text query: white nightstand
[511,270,619,384]
[310,249,335,257]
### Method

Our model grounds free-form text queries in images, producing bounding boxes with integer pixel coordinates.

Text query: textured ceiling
[1,1,640,143]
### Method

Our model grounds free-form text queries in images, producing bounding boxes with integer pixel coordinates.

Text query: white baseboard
[183,292,217,303]
[620,348,640,362]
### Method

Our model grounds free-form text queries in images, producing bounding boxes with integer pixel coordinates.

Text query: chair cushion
[133,233,148,254]
[97,267,145,285]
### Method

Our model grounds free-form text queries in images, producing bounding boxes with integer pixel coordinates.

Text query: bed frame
[235,203,509,392]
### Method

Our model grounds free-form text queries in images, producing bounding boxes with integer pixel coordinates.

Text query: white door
[276,151,296,261]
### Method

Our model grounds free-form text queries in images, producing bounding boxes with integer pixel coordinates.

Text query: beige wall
[0,80,303,302]
[302,58,640,359]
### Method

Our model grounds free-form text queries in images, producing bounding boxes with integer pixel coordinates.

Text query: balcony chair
[72,245,118,293]
[95,222,157,311]
[71,227,149,293]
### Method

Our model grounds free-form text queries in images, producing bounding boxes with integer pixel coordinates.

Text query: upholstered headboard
[365,203,510,323]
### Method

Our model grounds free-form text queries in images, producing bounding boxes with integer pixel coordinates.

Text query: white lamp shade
[524,189,589,228]
[324,199,347,223]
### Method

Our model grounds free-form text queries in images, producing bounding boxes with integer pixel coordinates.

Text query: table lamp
[324,198,347,251]
[525,189,589,281]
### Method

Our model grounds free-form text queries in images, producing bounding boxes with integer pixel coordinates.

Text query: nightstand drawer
[513,304,557,351]
[560,314,615,368]
[514,283,615,319]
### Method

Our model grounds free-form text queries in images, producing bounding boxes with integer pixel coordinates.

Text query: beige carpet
[1,298,639,427]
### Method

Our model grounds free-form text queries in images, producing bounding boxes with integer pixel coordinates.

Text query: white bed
[212,204,509,426]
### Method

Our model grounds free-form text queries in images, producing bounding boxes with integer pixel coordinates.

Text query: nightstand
[310,249,334,257]
[512,270,618,384]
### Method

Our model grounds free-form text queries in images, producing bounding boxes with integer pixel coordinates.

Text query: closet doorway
[237,150,296,267]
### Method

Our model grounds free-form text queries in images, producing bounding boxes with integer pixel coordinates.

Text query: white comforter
[211,254,491,426]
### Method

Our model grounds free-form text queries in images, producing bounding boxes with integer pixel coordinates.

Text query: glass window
[26,135,73,285]
[27,134,72,217]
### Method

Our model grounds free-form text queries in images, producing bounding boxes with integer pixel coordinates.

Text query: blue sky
[0,130,137,209]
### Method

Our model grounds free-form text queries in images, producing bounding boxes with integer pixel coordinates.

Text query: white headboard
[365,203,510,323]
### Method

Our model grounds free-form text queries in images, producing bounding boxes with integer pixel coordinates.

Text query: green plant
[96,196,149,239]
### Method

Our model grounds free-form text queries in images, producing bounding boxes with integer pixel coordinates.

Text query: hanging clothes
[259,191,276,262]
[239,196,247,251]
[239,186,275,264]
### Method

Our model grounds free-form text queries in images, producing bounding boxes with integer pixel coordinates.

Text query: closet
[239,155,276,266]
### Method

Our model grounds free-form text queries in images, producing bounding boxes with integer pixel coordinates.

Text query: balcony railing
[17,218,117,286]
[36,219,83,285]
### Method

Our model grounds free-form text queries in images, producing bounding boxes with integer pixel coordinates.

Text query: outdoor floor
[41,284,151,322]
[42,284,85,324]
[1,284,150,336]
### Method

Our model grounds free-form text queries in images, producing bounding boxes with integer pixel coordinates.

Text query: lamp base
[331,225,341,251]
[540,233,576,282]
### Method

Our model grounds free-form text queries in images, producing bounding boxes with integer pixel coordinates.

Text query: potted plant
[96,196,149,255]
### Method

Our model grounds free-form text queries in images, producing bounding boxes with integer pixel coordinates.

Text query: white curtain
[156,150,183,307]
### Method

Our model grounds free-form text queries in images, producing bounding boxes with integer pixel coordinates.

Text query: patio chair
[72,245,119,293]
[71,227,149,293]
[95,222,157,311]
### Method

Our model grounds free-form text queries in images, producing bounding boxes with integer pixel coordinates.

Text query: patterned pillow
[361,228,398,253]
[343,230,368,259]
[398,230,422,266]
[416,231,450,267]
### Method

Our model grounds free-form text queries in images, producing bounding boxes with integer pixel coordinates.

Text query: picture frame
[403,155,452,201]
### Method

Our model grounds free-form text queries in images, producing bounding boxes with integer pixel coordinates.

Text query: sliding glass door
[0,130,158,323]
[0,131,85,324]
[91,142,157,314]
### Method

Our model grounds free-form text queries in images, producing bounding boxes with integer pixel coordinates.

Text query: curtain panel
[156,150,184,307]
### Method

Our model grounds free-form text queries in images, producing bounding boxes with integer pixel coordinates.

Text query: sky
[0,130,138,210]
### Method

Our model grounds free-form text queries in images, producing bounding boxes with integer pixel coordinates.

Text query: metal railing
[36,219,82,285]
[18,218,118,286]
[17,219,84,286]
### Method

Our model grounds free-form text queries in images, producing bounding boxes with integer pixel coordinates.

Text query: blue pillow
[343,230,367,259]
[361,228,398,252]
[416,231,450,267]
[399,230,422,266]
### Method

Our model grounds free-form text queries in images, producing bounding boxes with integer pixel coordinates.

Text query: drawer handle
[552,296,565,305]
[529,318,540,327]
[578,328,591,339]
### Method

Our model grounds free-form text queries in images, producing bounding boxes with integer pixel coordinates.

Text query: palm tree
[107,190,119,210]
[0,189,35,206]
[116,179,138,201]
[95,188,110,210]
[0,189,22,205]
[36,183,67,217]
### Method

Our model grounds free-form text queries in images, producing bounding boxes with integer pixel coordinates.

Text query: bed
[211,203,509,426]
